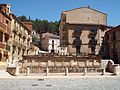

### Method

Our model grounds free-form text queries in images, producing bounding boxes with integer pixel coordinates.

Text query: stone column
[27,66,30,75]
[15,66,19,76]
[1,51,4,61]
[65,67,68,76]
[101,68,105,75]
[83,67,87,76]
[46,67,49,76]
[113,67,117,75]
[2,33,5,43]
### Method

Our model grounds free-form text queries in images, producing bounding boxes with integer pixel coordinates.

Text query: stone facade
[59,6,112,55]
[103,25,120,64]
[0,4,11,69]
[9,14,32,66]
[18,55,101,75]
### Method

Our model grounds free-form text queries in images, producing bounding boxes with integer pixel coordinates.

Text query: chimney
[23,22,32,31]
[0,4,11,14]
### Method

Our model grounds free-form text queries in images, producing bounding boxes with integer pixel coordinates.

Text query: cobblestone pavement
[0,76,120,90]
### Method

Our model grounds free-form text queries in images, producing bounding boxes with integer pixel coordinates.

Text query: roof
[31,42,40,48]
[62,6,107,15]
[42,32,59,39]
[11,13,31,32]
[106,25,120,33]
[0,10,11,20]
[66,23,114,29]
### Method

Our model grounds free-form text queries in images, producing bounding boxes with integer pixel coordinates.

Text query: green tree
[0,5,2,10]
[32,35,40,47]
[18,15,29,22]
[18,15,60,35]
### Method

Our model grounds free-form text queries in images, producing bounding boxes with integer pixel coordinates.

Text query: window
[52,40,54,49]
[12,47,15,54]
[7,7,9,13]
[12,51,15,55]
[22,49,25,55]
[105,34,109,40]
[5,34,9,42]
[6,20,9,25]
[19,35,21,41]
[91,47,95,54]
[113,32,116,40]
[27,50,29,54]
[23,37,25,43]
[52,40,54,44]
[18,48,21,55]
[73,27,82,38]
[0,31,3,42]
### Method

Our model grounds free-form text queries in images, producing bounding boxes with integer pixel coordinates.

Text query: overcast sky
[0,0,120,26]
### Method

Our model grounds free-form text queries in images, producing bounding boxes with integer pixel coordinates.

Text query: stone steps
[0,70,12,77]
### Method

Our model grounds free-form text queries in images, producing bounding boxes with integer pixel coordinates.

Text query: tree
[18,15,60,35]
[18,15,29,22]
[0,5,2,10]
[32,35,40,47]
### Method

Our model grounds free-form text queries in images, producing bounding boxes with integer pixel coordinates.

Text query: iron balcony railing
[0,22,11,35]
[0,42,6,49]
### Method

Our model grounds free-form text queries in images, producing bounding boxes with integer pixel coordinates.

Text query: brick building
[103,25,120,64]
[9,14,32,66]
[0,4,11,69]
[59,6,112,55]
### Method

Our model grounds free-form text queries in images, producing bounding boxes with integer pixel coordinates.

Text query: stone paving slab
[0,76,120,90]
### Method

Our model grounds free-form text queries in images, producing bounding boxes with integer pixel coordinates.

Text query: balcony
[0,22,11,35]
[0,42,10,51]
[13,28,18,33]
[89,39,97,46]
[0,42,5,49]
[88,32,97,38]
[6,44,10,51]
[19,29,23,35]
[13,39,19,46]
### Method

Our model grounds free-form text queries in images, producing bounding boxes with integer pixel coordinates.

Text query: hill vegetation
[18,15,60,35]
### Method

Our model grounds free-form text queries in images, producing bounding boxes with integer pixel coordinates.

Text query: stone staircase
[0,70,12,77]
[0,62,13,77]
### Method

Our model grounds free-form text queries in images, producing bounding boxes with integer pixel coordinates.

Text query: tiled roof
[42,32,59,39]
[62,6,107,15]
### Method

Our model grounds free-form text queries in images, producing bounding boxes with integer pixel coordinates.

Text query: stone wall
[7,67,16,76]
[18,55,101,75]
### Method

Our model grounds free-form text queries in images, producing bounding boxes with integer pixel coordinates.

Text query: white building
[41,33,68,55]
[41,33,60,53]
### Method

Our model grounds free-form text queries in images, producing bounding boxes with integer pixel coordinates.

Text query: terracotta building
[9,14,32,66]
[103,25,120,64]
[59,6,112,55]
[0,4,11,69]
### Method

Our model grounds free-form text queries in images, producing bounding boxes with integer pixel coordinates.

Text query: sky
[0,0,120,26]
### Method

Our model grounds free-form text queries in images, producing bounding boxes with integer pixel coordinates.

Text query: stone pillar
[2,33,5,43]
[101,68,105,75]
[46,67,49,76]
[83,67,87,76]
[65,67,68,76]
[1,51,4,61]
[15,66,19,76]
[113,67,117,75]
[27,67,30,75]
